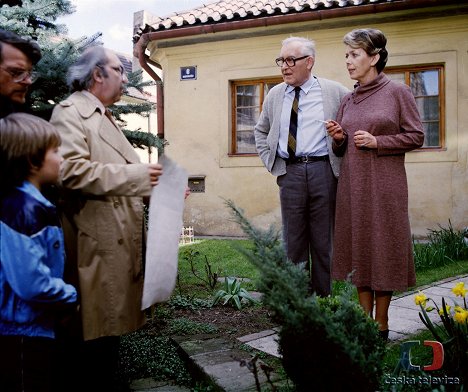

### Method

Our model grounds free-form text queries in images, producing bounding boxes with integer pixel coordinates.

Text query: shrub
[226,200,386,392]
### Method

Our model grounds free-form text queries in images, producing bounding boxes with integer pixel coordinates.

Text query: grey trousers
[277,160,337,296]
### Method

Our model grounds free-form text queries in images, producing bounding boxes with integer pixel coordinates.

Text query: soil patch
[173,305,276,338]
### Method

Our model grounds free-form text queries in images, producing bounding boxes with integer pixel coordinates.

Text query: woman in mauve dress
[326,28,424,341]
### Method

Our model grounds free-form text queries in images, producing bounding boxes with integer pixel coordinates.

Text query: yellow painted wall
[147,13,468,238]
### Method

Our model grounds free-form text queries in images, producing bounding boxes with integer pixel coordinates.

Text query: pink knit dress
[332,73,424,291]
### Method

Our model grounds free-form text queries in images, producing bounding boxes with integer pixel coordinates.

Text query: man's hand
[147,163,163,186]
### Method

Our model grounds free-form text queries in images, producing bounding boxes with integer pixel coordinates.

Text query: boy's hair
[0,113,61,194]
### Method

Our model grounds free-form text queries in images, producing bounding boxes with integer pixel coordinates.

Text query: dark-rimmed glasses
[275,55,310,67]
[0,66,38,83]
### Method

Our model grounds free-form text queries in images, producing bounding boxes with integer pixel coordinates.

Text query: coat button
[53,241,60,249]
[118,238,124,245]
[113,201,120,208]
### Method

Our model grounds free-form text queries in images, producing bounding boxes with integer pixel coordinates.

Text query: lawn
[177,238,468,297]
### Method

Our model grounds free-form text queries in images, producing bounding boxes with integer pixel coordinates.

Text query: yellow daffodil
[452,282,467,298]
[414,291,428,306]
[453,306,468,324]
[438,304,451,316]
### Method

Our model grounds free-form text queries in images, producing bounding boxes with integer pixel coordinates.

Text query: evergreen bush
[226,200,386,392]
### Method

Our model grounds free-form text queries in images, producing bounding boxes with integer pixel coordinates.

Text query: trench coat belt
[285,155,329,164]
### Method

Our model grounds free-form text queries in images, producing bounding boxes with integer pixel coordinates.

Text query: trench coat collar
[68,91,140,164]
[352,72,390,104]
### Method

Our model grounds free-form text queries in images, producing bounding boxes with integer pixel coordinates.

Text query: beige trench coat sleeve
[52,100,152,196]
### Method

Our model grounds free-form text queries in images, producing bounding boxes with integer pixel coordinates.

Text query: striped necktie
[287,86,301,159]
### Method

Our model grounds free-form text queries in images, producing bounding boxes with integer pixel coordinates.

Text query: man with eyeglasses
[255,36,348,297]
[0,29,41,119]
[50,46,163,391]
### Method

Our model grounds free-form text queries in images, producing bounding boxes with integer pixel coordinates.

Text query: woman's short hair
[67,45,109,92]
[282,36,316,58]
[343,28,388,73]
[0,113,61,192]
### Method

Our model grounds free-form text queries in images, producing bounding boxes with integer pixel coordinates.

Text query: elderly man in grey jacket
[254,36,348,297]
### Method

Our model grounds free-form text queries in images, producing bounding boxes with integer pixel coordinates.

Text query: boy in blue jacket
[0,113,78,392]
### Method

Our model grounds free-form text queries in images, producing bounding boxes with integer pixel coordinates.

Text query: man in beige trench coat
[50,46,163,392]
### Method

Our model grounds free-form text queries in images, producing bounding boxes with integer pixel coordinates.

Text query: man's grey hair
[67,46,109,92]
[282,37,316,58]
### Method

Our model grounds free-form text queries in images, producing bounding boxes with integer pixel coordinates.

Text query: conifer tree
[0,0,164,152]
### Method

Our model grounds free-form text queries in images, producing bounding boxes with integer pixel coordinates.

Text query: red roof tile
[133,0,446,42]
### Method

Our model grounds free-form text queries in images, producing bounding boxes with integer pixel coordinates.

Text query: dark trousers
[54,331,121,392]
[0,335,54,392]
[277,160,337,296]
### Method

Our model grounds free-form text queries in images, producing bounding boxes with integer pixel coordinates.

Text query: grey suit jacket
[254,77,349,177]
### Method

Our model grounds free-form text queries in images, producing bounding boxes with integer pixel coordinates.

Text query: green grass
[177,239,258,298]
[177,239,468,299]
[415,260,468,288]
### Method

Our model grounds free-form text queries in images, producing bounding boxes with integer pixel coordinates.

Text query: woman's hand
[354,130,377,149]
[326,120,346,144]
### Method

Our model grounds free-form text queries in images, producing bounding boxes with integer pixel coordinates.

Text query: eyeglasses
[275,55,310,67]
[0,66,38,83]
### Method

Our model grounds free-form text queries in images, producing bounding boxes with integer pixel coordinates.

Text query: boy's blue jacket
[0,181,77,338]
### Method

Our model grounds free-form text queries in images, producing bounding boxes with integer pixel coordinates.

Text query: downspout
[134,0,460,138]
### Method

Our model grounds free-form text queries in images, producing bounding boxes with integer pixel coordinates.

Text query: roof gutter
[134,0,460,138]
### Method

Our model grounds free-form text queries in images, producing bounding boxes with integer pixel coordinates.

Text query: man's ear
[307,56,315,71]
[93,66,104,83]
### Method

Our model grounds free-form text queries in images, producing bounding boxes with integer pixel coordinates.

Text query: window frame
[230,77,282,156]
[385,63,445,150]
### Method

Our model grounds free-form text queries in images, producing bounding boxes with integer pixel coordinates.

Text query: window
[231,78,282,155]
[386,64,445,149]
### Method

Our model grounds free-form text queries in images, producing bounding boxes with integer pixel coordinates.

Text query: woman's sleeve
[376,84,425,155]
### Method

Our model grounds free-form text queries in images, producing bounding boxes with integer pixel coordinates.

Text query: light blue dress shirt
[277,76,328,158]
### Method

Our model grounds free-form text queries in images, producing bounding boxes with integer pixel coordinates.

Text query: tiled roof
[134,0,409,39]
[116,52,133,75]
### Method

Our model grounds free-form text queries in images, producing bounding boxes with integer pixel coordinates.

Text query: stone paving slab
[438,275,468,289]
[241,333,281,358]
[130,379,190,392]
[237,329,278,343]
[174,334,284,392]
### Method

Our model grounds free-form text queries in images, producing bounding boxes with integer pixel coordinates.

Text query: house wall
[148,13,468,238]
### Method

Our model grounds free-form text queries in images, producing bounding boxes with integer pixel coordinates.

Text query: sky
[57,0,208,54]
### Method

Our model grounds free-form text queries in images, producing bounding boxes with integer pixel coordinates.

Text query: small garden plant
[212,276,259,310]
